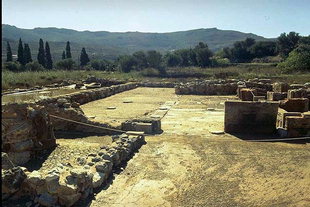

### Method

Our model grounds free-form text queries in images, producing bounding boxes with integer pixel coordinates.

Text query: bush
[118,56,137,73]
[56,59,76,70]
[278,43,310,72]
[90,59,113,71]
[3,61,22,72]
[140,68,160,77]
[211,58,230,67]
[25,61,45,71]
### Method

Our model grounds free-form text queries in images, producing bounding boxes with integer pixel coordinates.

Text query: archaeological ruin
[2,77,310,206]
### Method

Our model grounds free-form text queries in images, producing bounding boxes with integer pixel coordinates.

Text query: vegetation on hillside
[2,24,269,61]
[2,29,309,91]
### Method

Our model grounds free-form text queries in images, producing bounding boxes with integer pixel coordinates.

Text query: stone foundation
[2,134,145,207]
[224,101,279,134]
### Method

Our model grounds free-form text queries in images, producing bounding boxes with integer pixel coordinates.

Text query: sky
[2,0,310,38]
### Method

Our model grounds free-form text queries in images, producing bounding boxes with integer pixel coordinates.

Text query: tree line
[4,31,310,72]
[5,39,90,71]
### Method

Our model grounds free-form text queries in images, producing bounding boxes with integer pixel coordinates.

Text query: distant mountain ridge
[2,24,271,61]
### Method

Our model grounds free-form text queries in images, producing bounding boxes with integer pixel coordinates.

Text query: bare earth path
[88,88,310,207]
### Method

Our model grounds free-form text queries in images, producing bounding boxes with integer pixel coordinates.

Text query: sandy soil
[85,88,310,207]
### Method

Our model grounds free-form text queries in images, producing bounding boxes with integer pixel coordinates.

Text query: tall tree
[6,41,13,62]
[277,32,301,58]
[146,50,162,69]
[66,41,72,58]
[37,39,46,67]
[45,42,53,69]
[17,38,25,65]
[23,44,32,64]
[62,51,66,60]
[80,48,90,66]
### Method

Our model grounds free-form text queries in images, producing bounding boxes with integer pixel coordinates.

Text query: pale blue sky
[2,0,310,38]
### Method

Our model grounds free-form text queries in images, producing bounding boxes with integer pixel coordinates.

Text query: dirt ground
[80,88,310,207]
[24,88,310,207]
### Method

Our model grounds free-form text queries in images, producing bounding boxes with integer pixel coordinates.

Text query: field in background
[2,64,310,91]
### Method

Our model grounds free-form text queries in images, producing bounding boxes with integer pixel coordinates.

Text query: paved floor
[87,88,310,207]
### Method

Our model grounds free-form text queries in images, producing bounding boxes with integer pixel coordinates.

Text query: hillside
[2,24,271,61]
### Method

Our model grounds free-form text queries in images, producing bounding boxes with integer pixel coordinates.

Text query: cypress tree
[17,38,25,65]
[6,41,13,62]
[45,42,53,69]
[66,41,72,58]
[80,48,90,66]
[24,44,32,64]
[62,51,66,59]
[37,38,46,67]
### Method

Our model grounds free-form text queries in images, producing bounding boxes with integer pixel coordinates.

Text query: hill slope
[2,24,270,61]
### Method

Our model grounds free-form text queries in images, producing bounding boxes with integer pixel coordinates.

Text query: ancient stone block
[7,151,31,165]
[287,89,308,99]
[273,82,289,93]
[239,88,256,101]
[267,92,287,101]
[135,122,153,134]
[253,96,265,101]
[2,167,27,195]
[224,101,279,134]
[279,98,309,112]
[2,152,15,170]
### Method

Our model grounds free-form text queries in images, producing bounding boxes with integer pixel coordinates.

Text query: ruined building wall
[224,101,279,134]
[2,104,56,166]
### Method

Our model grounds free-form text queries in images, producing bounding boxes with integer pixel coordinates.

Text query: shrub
[56,59,76,70]
[25,61,45,71]
[211,58,230,67]
[3,61,22,72]
[141,68,161,77]
[118,56,137,73]
[278,43,310,72]
[90,59,113,71]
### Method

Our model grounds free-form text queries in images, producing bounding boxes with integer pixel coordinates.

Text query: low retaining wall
[2,134,146,206]
[175,80,239,95]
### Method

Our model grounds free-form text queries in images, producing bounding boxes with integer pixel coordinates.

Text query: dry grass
[2,64,310,91]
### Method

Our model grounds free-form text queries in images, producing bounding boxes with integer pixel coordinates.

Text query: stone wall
[139,82,176,88]
[1,83,139,166]
[2,134,145,207]
[175,80,239,95]
[224,101,279,134]
[175,79,275,96]
[2,104,56,166]
[277,109,310,137]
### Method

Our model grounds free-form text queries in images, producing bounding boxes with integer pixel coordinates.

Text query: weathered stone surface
[7,151,31,166]
[239,88,256,101]
[95,161,113,174]
[45,173,60,194]
[37,193,57,207]
[2,167,27,195]
[279,98,309,112]
[59,192,81,207]
[267,91,287,101]
[92,172,105,188]
[2,152,15,170]
[225,101,279,134]
[10,139,34,152]
[273,82,289,93]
